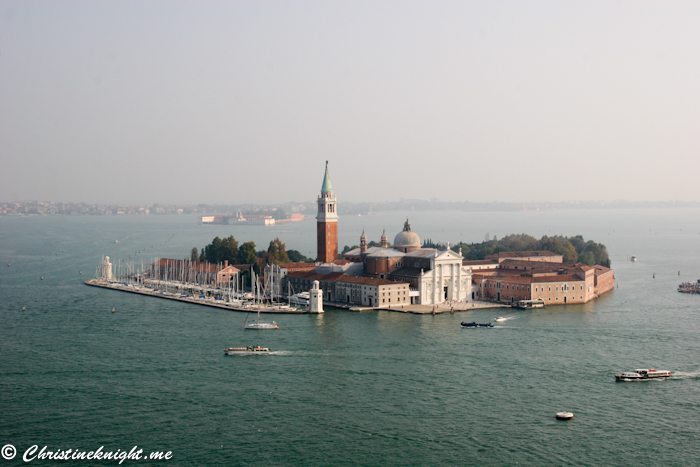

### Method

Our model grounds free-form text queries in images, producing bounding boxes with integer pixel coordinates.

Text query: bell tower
[316,161,338,263]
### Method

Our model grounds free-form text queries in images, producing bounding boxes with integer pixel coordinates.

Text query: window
[548,286,551,292]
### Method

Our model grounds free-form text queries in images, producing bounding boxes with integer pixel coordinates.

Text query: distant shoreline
[2,200,699,217]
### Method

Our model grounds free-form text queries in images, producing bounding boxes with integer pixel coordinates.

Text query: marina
[84,278,308,314]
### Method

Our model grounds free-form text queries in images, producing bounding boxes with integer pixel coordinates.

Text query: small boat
[223,345,271,355]
[460,322,493,328]
[630,255,637,261]
[556,412,574,420]
[494,317,507,322]
[244,310,279,329]
[517,299,546,309]
[244,319,279,330]
[289,291,310,307]
[114,240,120,243]
[615,369,672,381]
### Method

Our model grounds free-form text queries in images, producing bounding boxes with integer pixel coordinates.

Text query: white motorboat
[494,317,507,322]
[223,345,271,355]
[614,369,672,381]
[289,291,310,307]
[556,412,574,420]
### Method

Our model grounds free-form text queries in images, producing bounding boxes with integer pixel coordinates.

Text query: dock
[84,279,308,313]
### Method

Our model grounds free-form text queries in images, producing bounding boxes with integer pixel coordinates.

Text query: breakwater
[84,279,309,313]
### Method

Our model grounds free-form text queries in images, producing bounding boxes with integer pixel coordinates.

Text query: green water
[1,211,699,466]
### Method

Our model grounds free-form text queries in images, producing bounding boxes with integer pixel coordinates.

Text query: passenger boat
[460,322,493,328]
[223,345,271,355]
[517,299,545,309]
[614,369,672,381]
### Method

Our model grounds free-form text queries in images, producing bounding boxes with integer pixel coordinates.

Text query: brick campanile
[316,161,338,263]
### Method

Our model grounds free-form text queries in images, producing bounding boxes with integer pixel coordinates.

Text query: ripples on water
[1,211,699,466]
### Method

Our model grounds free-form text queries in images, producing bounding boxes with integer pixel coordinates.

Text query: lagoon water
[1,209,699,466]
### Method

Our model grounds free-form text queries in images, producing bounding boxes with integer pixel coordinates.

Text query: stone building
[344,220,472,306]
[468,253,614,304]
[285,271,410,308]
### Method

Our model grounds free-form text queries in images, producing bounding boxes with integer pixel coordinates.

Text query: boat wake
[671,370,700,380]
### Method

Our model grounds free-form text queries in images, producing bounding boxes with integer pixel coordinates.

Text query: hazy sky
[1,1,698,205]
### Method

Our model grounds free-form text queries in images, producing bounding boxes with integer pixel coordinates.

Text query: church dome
[393,219,421,250]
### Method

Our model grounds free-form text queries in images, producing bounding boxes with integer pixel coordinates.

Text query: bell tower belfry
[316,161,338,263]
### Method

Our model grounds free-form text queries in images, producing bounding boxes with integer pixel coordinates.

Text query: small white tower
[101,255,113,281]
[309,280,324,313]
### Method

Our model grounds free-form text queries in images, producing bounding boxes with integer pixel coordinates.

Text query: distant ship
[630,255,637,261]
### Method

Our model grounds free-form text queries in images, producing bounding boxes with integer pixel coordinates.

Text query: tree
[190,247,198,262]
[578,251,596,266]
[340,245,359,258]
[239,241,257,265]
[287,250,311,263]
[220,235,239,264]
[267,238,290,264]
[368,240,391,248]
[538,236,578,263]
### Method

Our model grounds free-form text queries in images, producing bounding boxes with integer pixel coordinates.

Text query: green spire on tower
[321,160,333,193]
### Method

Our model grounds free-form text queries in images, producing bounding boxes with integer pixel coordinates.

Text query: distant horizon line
[2,199,699,208]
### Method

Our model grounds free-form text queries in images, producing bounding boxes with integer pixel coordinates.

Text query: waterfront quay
[85,278,506,315]
[84,279,308,314]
